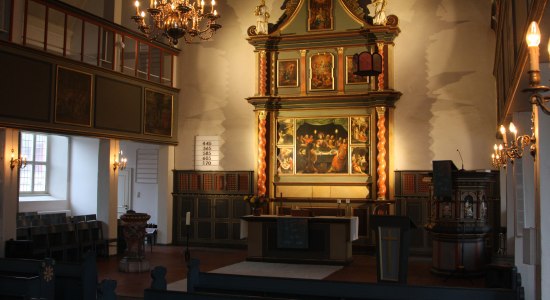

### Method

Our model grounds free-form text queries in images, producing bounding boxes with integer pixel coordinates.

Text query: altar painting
[309,53,334,91]
[351,146,369,174]
[277,147,294,175]
[350,116,369,144]
[308,0,333,31]
[295,118,348,174]
[277,118,294,146]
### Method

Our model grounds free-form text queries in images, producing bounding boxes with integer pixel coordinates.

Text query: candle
[337,199,341,204]
[134,1,140,15]
[509,122,518,142]
[526,21,541,71]
[346,199,350,204]
[499,125,507,145]
[185,211,190,226]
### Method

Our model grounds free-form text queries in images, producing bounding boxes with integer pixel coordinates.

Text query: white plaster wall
[389,0,496,170]
[174,0,496,172]
[174,0,264,170]
[70,136,99,216]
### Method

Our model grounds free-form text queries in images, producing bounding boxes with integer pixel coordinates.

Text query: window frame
[19,132,50,196]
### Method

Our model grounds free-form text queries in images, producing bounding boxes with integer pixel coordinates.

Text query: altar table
[241,215,358,265]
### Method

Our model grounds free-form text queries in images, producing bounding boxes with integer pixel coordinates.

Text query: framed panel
[55,66,93,127]
[277,118,294,145]
[307,0,333,31]
[277,147,294,175]
[350,146,369,175]
[295,117,348,174]
[309,53,334,91]
[346,55,370,84]
[350,116,370,144]
[95,76,142,133]
[144,89,173,137]
[277,59,299,87]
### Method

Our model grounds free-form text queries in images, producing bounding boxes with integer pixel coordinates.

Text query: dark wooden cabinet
[394,170,432,256]
[172,170,254,247]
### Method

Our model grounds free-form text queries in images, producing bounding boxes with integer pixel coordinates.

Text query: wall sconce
[113,151,128,171]
[491,21,550,168]
[491,123,534,168]
[9,149,27,170]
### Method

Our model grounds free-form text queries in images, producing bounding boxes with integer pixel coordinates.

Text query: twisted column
[376,107,387,200]
[377,42,384,91]
[257,111,267,196]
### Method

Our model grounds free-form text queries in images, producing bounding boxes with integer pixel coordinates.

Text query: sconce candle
[499,125,507,145]
[509,122,518,142]
[526,21,541,71]
[185,211,191,226]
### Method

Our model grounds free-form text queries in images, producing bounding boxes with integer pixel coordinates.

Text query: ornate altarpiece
[246,0,401,203]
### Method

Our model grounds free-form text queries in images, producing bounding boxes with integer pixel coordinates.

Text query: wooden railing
[4,0,178,87]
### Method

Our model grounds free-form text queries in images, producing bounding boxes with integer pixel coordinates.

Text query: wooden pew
[0,251,115,300]
[55,251,116,300]
[144,258,524,300]
[0,257,55,300]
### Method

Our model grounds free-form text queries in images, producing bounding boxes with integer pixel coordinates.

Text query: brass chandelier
[131,0,221,45]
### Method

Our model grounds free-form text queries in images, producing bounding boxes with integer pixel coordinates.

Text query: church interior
[0,0,549,299]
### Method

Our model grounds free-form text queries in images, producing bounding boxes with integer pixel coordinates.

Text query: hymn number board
[194,136,221,171]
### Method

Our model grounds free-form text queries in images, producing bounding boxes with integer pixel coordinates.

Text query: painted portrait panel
[277,59,299,87]
[55,67,92,127]
[277,118,294,145]
[309,53,334,91]
[351,146,369,175]
[346,55,370,84]
[295,118,348,174]
[277,147,294,175]
[350,116,370,144]
[308,0,333,31]
[144,89,173,137]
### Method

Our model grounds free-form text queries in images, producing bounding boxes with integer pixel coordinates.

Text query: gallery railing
[2,0,178,87]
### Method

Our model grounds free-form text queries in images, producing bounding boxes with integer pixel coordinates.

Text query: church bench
[144,259,523,300]
[0,257,55,300]
[53,251,100,300]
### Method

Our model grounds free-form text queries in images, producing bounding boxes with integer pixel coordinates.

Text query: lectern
[370,215,416,284]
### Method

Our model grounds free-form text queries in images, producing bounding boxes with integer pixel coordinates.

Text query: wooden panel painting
[144,89,173,137]
[346,55,370,84]
[308,0,333,31]
[295,118,348,174]
[350,116,369,144]
[55,66,92,126]
[351,146,369,174]
[277,118,294,145]
[277,59,299,87]
[277,147,294,175]
[310,53,334,91]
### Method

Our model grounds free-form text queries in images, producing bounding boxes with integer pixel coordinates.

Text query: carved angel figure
[372,0,387,26]
[254,0,270,35]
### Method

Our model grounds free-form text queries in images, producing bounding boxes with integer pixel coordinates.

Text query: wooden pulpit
[370,215,416,284]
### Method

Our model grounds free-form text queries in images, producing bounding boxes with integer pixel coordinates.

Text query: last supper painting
[295,118,348,174]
